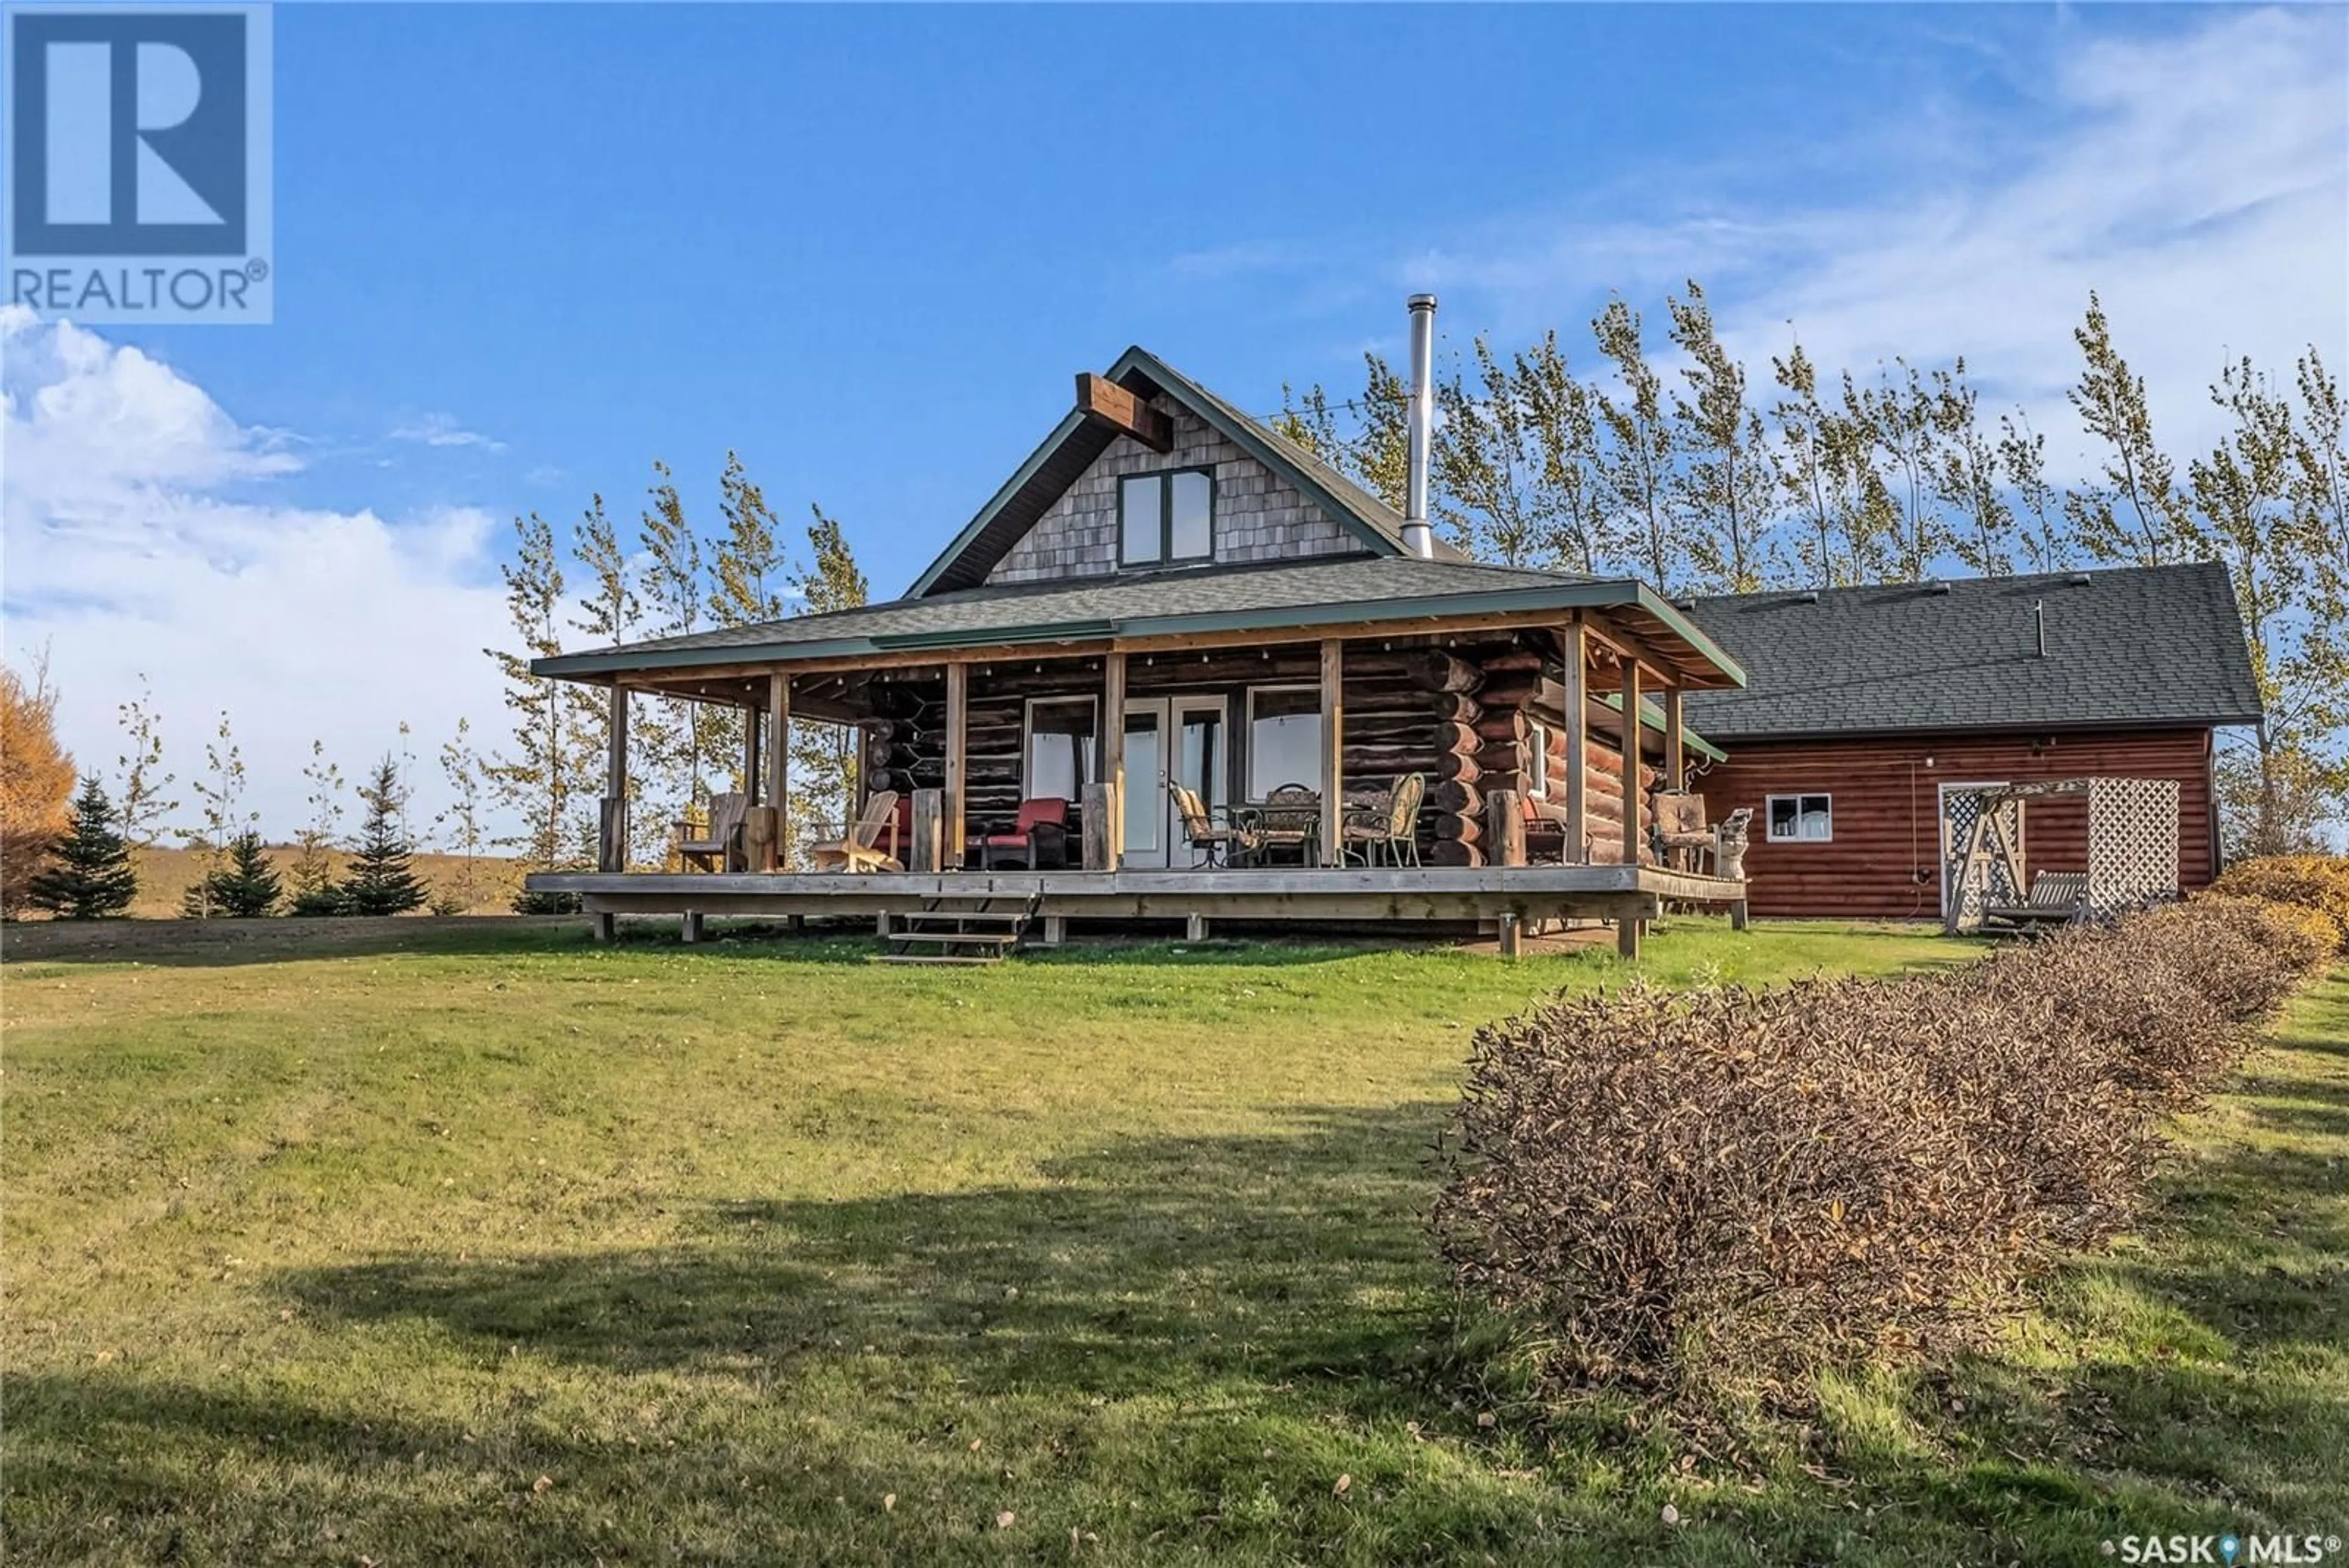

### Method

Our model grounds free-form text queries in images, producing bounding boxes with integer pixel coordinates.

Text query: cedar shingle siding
[986,395,1367,585]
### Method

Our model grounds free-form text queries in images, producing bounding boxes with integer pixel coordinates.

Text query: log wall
[1694,727,2220,919]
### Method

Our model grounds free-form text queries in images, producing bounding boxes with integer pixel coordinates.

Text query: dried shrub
[1434,896,2326,1419]
[2210,855,2349,952]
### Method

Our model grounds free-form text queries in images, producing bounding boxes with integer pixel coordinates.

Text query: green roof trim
[1598,691,1729,763]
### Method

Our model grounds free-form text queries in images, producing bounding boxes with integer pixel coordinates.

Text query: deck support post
[1730,898,1750,932]
[1040,915,1066,946]
[1487,788,1526,868]
[875,912,891,938]
[1319,638,1344,868]
[910,789,943,874]
[682,910,704,944]
[1081,782,1118,871]
[1185,912,1209,942]
[944,661,968,871]
[1617,913,1641,960]
[766,674,790,868]
[742,705,762,805]
[1497,912,1523,958]
[1663,688,1685,793]
[1560,622,1587,862]
[1619,656,1642,866]
[599,685,629,873]
[591,910,615,943]
[1102,651,1127,868]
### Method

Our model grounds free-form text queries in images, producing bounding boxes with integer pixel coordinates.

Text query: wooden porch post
[599,684,628,873]
[1663,688,1685,793]
[1102,650,1126,866]
[944,661,968,870]
[767,674,790,868]
[742,705,762,805]
[1620,656,1642,866]
[1560,622,1587,863]
[1319,639,1344,868]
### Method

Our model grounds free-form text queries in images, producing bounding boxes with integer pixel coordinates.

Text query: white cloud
[2,311,515,841]
[390,410,507,453]
[1367,9,2345,472]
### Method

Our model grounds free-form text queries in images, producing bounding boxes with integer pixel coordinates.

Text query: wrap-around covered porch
[528,565,1754,959]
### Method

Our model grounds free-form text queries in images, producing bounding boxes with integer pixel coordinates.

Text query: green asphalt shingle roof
[1678,563,2262,740]
[532,554,1745,686]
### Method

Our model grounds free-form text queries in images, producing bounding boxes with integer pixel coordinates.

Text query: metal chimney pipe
[1403,293,1438,559]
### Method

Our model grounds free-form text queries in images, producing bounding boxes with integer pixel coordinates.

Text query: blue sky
[7,2,2343,831]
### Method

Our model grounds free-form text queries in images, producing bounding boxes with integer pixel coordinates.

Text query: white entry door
[1120,695,1227,868]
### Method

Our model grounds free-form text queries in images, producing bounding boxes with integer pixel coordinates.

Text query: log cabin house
[1677,564,2262,921]
[525,299,1754,957]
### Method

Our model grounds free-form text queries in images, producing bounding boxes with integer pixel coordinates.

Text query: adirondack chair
[806,789,905,873]
[1341,773,1424,866]
[677,792,749,872]
[1984,869,2090,931]
[1170,782,1261,869]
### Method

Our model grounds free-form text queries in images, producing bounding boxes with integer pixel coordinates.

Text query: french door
[1120,695,1227,868]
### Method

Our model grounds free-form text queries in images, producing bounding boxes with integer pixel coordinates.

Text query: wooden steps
[880,896,1036,966]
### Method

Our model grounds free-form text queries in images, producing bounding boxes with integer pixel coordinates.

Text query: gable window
[1119,469,1215,567]
[1025,697,1097,801]
[1767,793,1832,842]
[1245,686,1323,800]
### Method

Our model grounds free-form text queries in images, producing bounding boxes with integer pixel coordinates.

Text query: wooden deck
[526,864,1749,957]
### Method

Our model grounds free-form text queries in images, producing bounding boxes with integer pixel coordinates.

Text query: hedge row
[1431,893,2334,1415]
[2211,853,2349,952]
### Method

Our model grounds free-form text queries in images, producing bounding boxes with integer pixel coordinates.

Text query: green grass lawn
[3,919,2341,1564]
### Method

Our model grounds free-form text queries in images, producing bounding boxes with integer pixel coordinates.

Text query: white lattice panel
[2087,776,2180,916]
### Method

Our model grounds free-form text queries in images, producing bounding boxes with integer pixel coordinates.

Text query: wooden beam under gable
[1075,373,1174,454]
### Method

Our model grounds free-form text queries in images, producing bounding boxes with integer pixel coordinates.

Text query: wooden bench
[1983,870,2090,930]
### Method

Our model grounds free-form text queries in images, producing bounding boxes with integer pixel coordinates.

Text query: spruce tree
[28,778,139,920]
[207,830,283,917]
[340,755,429,916]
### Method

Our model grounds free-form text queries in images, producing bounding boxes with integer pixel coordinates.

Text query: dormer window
[1119,469,1214,567]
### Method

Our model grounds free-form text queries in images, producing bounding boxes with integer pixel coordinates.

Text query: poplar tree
[178,713,253,919]
[1931,365,2018,577]
[2194,356,2345,853]
[287,739,348,916]
[111,676,177,849]
[1770,342,1848,589]
[436,716,490,914]
[570,493,639,867]
[2065,292,2197,566]
[637,462,725,836]
[1996,411,2069,574]
[1435,336,1548,565]
[1593,298,1683,593]
[1515,332,1616,574]
[27,778,138,920]
[785,507,869,864]
[1855,359,1952,581]
[486,510,591,875]
[1666,283,1776,592]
